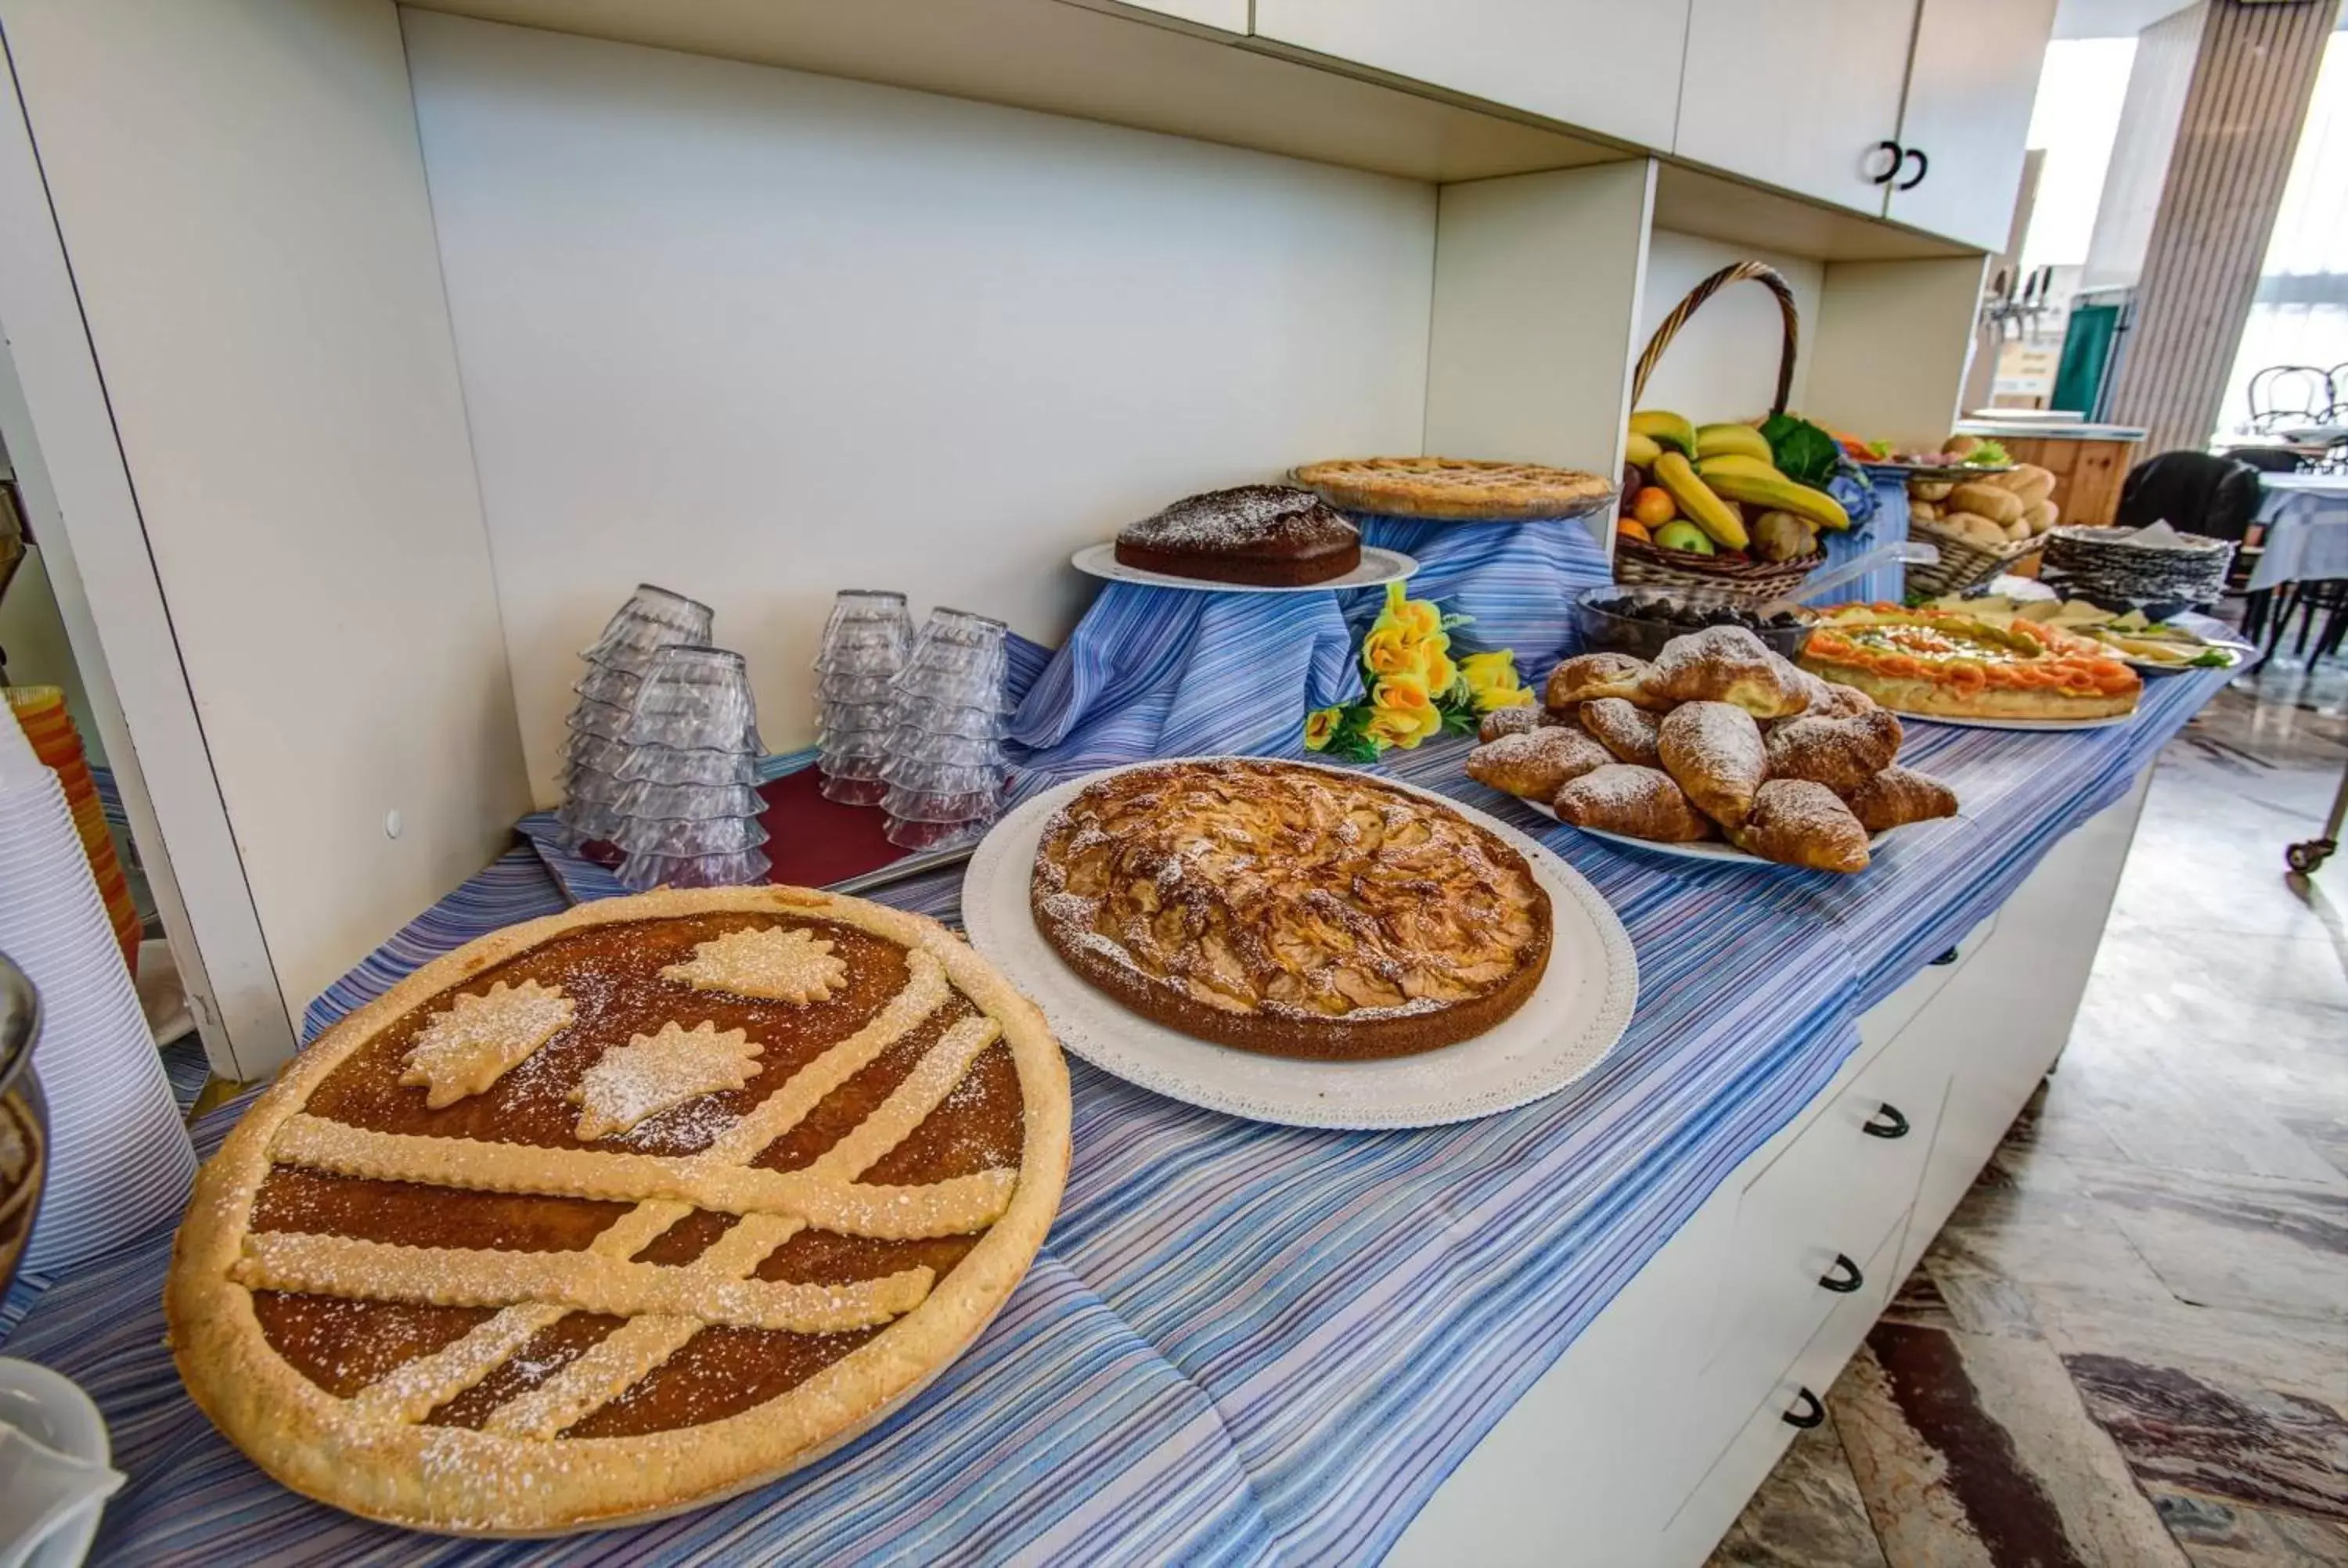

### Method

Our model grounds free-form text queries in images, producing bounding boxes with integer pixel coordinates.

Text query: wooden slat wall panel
[2111,0,2339,457]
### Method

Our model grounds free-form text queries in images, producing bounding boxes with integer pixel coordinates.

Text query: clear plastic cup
[889,663,1010,707]
[816,671,900,705]
[615,780,765,822]
[878,757,1005,794]
[882,815,990,851]
[556,798,628,847]
[882,727,1002,768]
[617,847,770,891]
[614,814,769,858]
[816,749,889,781]
[816,699,898,736]
[614,746,761,788]
[912,606,1007,653]
[567,696,636,742]
[884,703,1007,742]
[819,775,891,807]
[573,663,646,707]
[622,646,759,750]
[817,591,912,652]
[879,783,999,824]
[582,584,715,662]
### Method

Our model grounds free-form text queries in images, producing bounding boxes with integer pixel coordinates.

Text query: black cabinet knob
[1868,138,1903,185]
[1896,147,1930,191]
[1783,1388,1827,1429]
[1929,947,1960,966]
[1819,1253,1865,1293]
[1863,1103,1910,1139]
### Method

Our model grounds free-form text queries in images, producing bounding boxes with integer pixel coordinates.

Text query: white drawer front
[1857,912,1996,1053]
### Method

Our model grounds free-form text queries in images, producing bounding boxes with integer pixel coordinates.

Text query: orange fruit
[1630,486,1676,528]
[1615,517,1652,544]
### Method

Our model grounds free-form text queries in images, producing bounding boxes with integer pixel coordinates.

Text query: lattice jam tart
[1032,759,1552,1059]
[166,887,1068,1535]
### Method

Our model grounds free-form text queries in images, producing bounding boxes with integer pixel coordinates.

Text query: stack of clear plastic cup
[814,591,916,807]
[879,608,1009,851]
[609,646,770,890]
[558,584,715,847]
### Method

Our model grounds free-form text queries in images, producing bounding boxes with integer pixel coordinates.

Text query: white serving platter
[1522,797,1895,865]
[1069,542,1417,594]
[960,759,1638,1130]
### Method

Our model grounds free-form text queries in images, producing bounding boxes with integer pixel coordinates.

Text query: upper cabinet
[1883,0,2059,251]
[1672,0,1920,216]
[1251,0,1692,153]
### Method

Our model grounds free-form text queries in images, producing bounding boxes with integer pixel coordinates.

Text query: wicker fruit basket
[1903,518,2044,599]
[1619,262,1826,605]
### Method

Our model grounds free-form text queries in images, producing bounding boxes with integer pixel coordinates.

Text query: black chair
[2246,365,2336,433]
[2115,451,2270,635]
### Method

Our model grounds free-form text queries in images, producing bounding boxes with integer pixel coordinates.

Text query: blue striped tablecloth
[0,661,2231,1566]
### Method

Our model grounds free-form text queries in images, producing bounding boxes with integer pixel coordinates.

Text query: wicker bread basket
[1903,518,2044,598]
[1616,261,1825,604]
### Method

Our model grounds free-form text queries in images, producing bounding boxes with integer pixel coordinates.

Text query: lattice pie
[167,887,1068,1534]
[1032,759,1552,1059]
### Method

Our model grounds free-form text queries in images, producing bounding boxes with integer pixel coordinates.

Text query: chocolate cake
[1113,484,1361,587]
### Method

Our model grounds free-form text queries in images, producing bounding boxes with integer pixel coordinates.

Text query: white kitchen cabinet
[1100,0,1248,34]
[1673,0,1918,215]
[1250,0,1691,153]
[1882,0,2059,250]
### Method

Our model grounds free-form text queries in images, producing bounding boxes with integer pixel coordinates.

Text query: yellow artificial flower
[1374,581,1446,644]
[1418,637,1458,699]
[1361,621,1421,679]
[1303,706,1341,752]
[1459,650,1532,713]
[1367,675,1445,749]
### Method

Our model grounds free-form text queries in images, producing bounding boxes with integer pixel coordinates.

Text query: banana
[1628,409,1698,458]
[1694,423,1773,462]
[1651,451,1748,549]
[1694,453,1786,484]
[1700,469,1851,532]
[1624,431,1663,467]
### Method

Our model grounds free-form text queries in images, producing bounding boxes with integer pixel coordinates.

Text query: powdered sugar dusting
[1117,485,1358,555]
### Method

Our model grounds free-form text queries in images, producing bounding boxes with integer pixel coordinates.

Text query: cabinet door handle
[1862,1103,1910,1139]
[1929,947,1960,966]
[1819,1253,1865,1293]
[1867,138,1903,185]
[1782,1388,1827,1429]
[1896,147,1930,191]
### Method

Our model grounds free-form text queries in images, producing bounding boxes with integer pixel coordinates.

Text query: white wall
[1634,231,1824,424]
[404,13,1437,797]
[0,0,528,1066]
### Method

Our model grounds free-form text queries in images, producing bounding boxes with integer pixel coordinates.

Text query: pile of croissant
[1464,625,1957,872]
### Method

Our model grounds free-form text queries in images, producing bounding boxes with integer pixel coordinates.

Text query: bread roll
[1658,700,1767,829]
[1545,652,1656,712]
[2022,498,2059,535]
[1843,766,1959,833]
[1478,705,1541,743]
[1734,779,1871,872]
[1579,697,1663,767]
[1640,627,1811,718]
[1465,725,1615,801]
[1949,482,2023,527]
[1552,764,1713,843]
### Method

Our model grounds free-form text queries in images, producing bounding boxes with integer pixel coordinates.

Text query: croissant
[1465,726,1614,801]
[1844,766,1959,833]
[1579,697,1662,768]
[1799,676,1878,720]
[1734,779,1872,872]
[1766,710,1905,793]
[1478,705,1541,743]
[1545,652,1658,712]
[1640,628,1811,718]
[1658,700,1767,829]
[1552,764,1714,842]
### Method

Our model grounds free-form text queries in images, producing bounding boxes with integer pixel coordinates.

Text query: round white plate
[0,1358,113,1568]
[1522,798,1892,865]
[1069,542,1417,595]
[1894,709,2138,732]
[962,760,1638,1129]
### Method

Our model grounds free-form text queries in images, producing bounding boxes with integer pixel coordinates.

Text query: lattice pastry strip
[482,1012,1004,1440]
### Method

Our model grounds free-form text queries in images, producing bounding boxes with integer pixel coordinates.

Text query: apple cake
[166,886,1069,1534]
[1031,759,1552,1059]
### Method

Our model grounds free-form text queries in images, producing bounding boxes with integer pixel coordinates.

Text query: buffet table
[2249,471,2348,592]
[0,664,2232,1566]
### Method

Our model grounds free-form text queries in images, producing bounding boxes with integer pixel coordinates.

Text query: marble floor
[1709,656,2348,1568]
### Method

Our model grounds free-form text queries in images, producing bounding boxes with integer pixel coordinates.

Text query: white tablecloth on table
[2251,474,2348,590]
